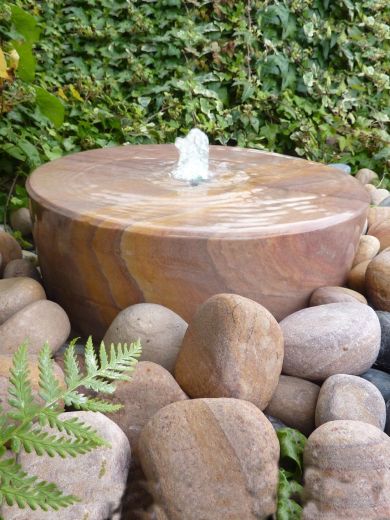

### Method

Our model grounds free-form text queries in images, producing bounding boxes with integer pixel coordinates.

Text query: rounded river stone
[315,374,386,430]
[0,277,46,325]
[309,286,366,306]
[366,250,390,311]
[303,420,390,519]
[265,375,320,435]
[360,368,390,402]
[174,293,284,410]
[138,398,280,520]
[103,303,187,373]
[281,302,380,382]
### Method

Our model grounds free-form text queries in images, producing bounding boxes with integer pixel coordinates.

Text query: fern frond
[14,427,100,458]
[67,394,123,413]
[0,456,36,487]
[7,344,37,419]
[82,378,116,394]
[63,338,81,388]
[0,456,78,511]
[84,336,98,376]
[0,336,141,514]
[98,340,141,382]
[38,411,107,445]
[38,343,63,405]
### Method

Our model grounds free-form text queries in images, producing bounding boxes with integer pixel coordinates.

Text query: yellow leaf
[0,48,10,80]
[57,87,68,101]
[9,49,19,71]
[69,84,83,101]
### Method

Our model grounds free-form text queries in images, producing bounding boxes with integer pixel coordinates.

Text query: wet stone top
[28,144,369,238]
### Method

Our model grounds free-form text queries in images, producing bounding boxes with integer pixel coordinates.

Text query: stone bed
[0,166,390,519]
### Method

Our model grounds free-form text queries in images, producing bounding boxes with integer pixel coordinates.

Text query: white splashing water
[172,128,210,182]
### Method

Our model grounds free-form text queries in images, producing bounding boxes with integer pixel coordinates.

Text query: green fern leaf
[69,396,123,413]
[82,378,116,394]
[84,336,99,376]
[99,341,108,369]
[14,427,99,457]
[0,456,36,487]
[0,336,141,514]
[38,411,107,445]
[7,344,37,418]
[63,338,82,388]
[38,343,63,404]
[0,456,78,511]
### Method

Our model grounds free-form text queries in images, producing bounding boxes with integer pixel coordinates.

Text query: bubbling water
[172,128,211,183]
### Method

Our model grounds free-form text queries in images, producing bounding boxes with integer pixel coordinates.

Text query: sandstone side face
[309,286,366,306]
[0,277,46,325]
[0,300,70,356]
[366,250,390,311]
[174,293,284,410]
[138,398,280,520]
[103,303,187,372]
[303,420,390,519]
[264,375,320,435]
[0,231,22,274]
[315,374,386,430]
[0,411,131,520]
[104,361,188,460]
[352,235,380,267]
[281,302,380,382]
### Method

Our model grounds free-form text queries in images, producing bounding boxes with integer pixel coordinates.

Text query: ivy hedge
[0,0,389,220]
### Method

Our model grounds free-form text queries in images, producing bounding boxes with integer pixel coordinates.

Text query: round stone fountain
[27,140,369,337]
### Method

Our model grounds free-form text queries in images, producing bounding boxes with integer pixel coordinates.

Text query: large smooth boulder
[103,303,187,372]
[315,374,386,430]
[138,398,280,520]
[0,277,46,325]
[104,361,188,460]
[309,286,366,306]
[366,250,390,311]
[0,300,70,356]
[352,235,380,267]
[264,375,320,435]
[375,311,390,372]
[0,231,22,274]
[281,302,380,382]
[174,294,284,410]
[0,411,130,520]
[303,420,390,519]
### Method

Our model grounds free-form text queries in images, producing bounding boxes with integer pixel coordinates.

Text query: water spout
[172,128,210,183]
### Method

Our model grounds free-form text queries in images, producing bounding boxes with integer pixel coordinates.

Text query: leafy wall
[0,0,389,219]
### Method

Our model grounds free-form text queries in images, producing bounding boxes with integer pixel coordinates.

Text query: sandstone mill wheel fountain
[27,130,369,337]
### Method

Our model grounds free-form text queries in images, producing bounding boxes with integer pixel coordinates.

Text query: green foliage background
[0,0,389,220]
